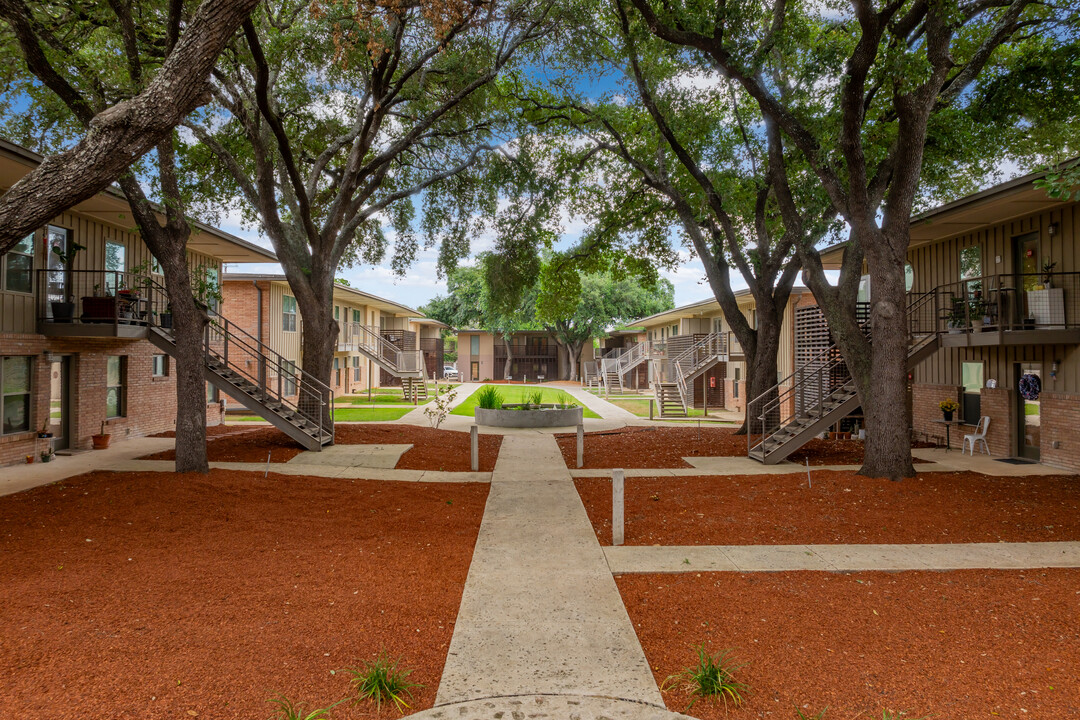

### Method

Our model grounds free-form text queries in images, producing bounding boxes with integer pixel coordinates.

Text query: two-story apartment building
[220,274,443,399]
[455,330,597,382]
[629,287,817,413]
[0,139,277,465]
[817,169,1080,471]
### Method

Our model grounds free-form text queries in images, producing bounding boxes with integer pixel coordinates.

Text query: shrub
[344,651,423,713]
[553,391,576,409]
[526,389,544,406]
[267,696,342,720]
[663,646,749,710]
[476,385,504,409]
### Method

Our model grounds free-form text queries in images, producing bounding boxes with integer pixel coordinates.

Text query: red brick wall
[912,382,965,448]
[978,386,1013,456]
[1039,391,1080,472]
[1,332,221,467]
[725,379,745,412]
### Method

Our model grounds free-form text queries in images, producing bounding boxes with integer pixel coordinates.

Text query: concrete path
[436,433,663,707]
[605,541,1080,573]
[102,459,490,483]
[412,695,693,720]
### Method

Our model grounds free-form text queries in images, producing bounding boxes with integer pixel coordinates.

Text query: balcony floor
[939,328,1080,348]
[38,321,148,339]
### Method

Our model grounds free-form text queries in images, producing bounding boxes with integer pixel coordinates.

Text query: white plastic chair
[963,416,991,456]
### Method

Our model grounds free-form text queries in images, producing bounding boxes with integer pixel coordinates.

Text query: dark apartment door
[1016,362,1041,461]
[1014,232,1040,290]
[49,357,70,451]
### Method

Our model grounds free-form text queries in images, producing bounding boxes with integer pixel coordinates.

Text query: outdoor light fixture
[1049,222,1059,236]
[1051,360,1060,379]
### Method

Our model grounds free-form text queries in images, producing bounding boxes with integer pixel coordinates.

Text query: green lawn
[451,384,601,418]
[336,384,458,405]
[608,397,734,419]
[231,406,413,422]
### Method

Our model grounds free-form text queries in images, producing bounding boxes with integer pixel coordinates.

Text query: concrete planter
[475,404,584,428]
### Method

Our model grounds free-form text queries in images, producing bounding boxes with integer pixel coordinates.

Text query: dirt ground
[575,470,1080,545]
[619,570,1080,720]
[143,424,502,471]
[0,470,488,719]
[557,426,934,468]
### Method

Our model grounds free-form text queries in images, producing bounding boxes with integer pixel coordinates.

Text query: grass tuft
[267,695,342,720]
[795,706,828,719]
[475,385,504,410]
[344,651,423,714]
[663,646,749,710]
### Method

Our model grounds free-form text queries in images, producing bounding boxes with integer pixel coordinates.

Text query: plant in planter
[37,418,53,439]
[49,241,87,322]
[939,398,960,422]
[92,421,111,450]
[946,300,967,333]
[40,447,55,463]
[476,385,504,410]
[1042,258,1057,288]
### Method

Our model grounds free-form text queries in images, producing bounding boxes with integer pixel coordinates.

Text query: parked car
[443,365,461,380]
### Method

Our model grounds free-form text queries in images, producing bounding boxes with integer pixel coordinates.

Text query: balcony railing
[36,269,171,329]
[931,271,1079,333]
[494,343,558,359]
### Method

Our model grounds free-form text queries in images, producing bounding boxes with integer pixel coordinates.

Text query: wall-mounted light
[1051,359,1060,379]
[1049,222,1059,236]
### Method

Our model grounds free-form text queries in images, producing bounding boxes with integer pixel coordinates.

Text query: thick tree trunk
[290,267,337,429]
[566,341,584,382]
[0,0,260,254]
[859,241,915,480]
[159,253,209,474]
[739,319,782,437]
[502,335,514,380]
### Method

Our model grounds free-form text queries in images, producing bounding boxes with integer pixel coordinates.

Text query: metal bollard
[470,424,479,472]
[612,468,625,546]
[576,423,584,468]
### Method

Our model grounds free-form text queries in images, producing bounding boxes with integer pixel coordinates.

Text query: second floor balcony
[35,269,171,338]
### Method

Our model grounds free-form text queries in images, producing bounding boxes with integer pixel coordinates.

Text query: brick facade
[0,333,221,467]
[1039,391,1080,472]
[912,382,965,448]
[724,379,745,412]
[978,386,1013,457]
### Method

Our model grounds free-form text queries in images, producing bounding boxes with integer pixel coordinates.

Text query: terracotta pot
[92,434,112,450]
[25,455,34,464]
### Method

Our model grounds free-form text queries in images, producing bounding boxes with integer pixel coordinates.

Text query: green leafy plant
[476,385,504,410]
[795,707,828,719]
[344,652,423,713]
[526,389,544,406]
[267,695,343,720]
[1042,258,1057,284]
[424,387,457,429]
[938,398,959,413]
[50,240,87,268]
[662,646,749,710]
[553,391,576,409]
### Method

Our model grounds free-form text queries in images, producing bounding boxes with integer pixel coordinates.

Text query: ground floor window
[152,354,168,377]
[106,356,126,418]
[334,357,341,386]
[282,360,297,396]
[961,361,983,422]
[353,356,361,382]
[2,356,32,434]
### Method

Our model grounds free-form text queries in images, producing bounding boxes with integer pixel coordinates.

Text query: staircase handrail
[346,322,416,374]
[665,332,727,414]
[614,340,651,377]
[141,275,333,443]
[747,290,936,461]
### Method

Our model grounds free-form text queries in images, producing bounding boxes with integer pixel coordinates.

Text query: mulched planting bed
[142,424,502,471]
[576,470,1080,545]
[557,426,933,468]
[619,570,1080,720]
[0,470,488,719]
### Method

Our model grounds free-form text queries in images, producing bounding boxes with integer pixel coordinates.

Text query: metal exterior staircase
[148,304,334,451]
[402,367,430,403]
[747,293,939,464]
[583,360,602,392]
[341,323,425,379]
[655,332,728,417]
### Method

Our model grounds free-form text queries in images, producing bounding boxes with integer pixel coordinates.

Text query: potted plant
[49,241,87,322]
[37,419,53,439]
[158,303,174,329]
[25,454,34,464]
[947,299,966,333]
[939,398,959,422]
[92,421,111,450]
[40,447,55,463]
[1041,258,1057,289]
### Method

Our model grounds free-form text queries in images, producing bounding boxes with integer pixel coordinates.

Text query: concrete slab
[606,546,740,574]
[287,443,412,468]
[435,434,663,707]
[416,694,690,720]
[0,436,175,496]
[721,545,833,572]
[809,544,934,571]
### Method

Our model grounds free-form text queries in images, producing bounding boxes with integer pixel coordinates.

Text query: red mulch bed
[142,424,502,471]
[619,570,1080,720]
[0,470,488,719]
[557,426,933,468]
[576,470,1080,545]
[335,425,502,472]
[148,424,260,440]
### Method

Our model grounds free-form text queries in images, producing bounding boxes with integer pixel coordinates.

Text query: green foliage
[344,652,423,714]
[525,389,544,406]
[424,387,458,429]
[267,695,343,720]
[663,646,749,710]
[476,385,504,410]
[795,707,828,720]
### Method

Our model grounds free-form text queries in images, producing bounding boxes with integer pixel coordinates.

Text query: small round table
[931,418,966,451]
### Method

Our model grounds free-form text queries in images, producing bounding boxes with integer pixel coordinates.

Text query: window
[204,267,220,313]
[2,234,33,293]
[905,263,914,292]
[960,246,982,298]
[961,362,983,423]
[334,357,341,386]
[671,324,678,337]
[150,254,163,275]
[352,309,361,323]
[470,335,479,355]
[733,367,740,399]
[2,356,31,434]
[353,356,361,382]
[282,295,297,332]
[206,382,218,403]
[152,354,168,377]
[106,356,126,418]
[105,240,126,295]
[282,360,297,396]
[334,305,340,321]
[713,317,723,334]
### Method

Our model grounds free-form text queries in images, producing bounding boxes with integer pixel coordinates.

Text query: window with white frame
[105,240,126,295]
[282,295,297,332]
[106,356,126,418]
[2,234,34,293]
[353,356,361,382]
[152,354,168,377]
[282,360,298,396]
[2,356,32,434]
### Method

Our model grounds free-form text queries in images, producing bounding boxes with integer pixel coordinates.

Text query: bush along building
[220,275,444,403]
[0,138,287,466]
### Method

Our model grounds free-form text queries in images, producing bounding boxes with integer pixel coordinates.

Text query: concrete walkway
[605,541,1080,573]
[103,459,491,483]
[436,433,664,707]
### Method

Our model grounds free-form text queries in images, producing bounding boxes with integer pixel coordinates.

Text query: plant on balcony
[48,241,87,322]
[1042,259,1057,288]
